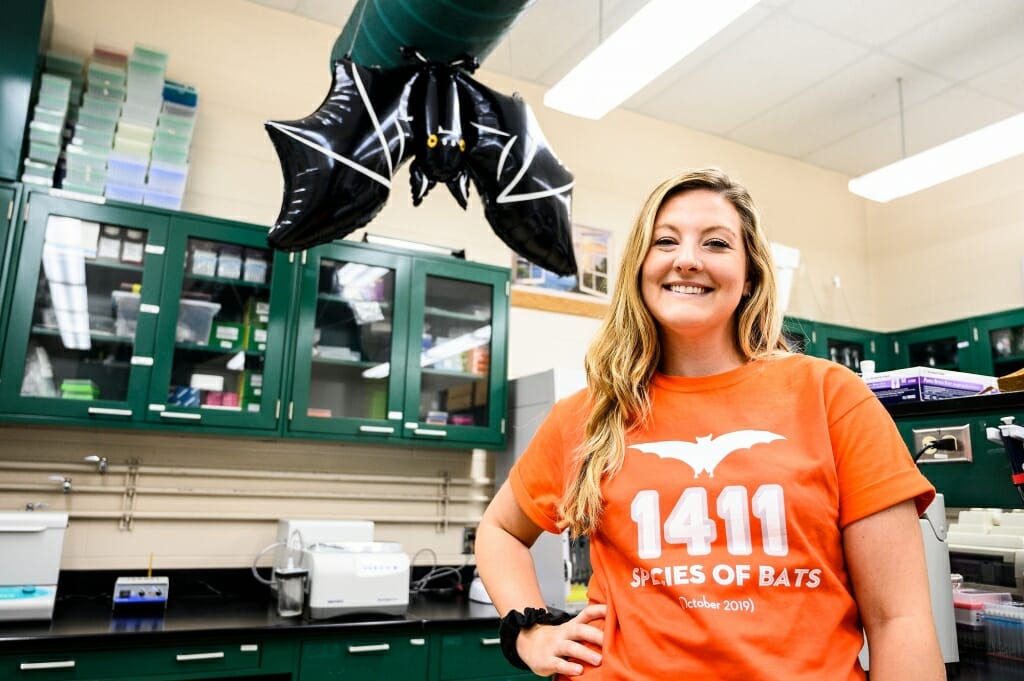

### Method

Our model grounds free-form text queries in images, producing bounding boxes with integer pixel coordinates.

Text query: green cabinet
[0,637,293,681]
[973,308,1024,378]
[0,192,294,432]
[889,319,984,374]
[432,627,535,680]
[299,633,429,680]
[0,0,51,182]
[782,317,888,371]
[0,190,510,448]
[0,182,21,354]
[287,241,509,449]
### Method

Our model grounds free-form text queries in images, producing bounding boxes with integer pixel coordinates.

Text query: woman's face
[640,189,750,347]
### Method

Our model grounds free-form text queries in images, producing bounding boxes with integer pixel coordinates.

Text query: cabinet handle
[160,411,202,421]
[20,660,76,670]
[348,643,391,654]
[88,407,132,417]
[410,638,426,646]
[480,638,500,646]
[359,425,394,434]
[413,428,447,437]
[176,651,225,662]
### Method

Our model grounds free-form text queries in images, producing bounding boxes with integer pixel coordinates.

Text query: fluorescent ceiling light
[544,0,761,120]
[849,112,1024,203]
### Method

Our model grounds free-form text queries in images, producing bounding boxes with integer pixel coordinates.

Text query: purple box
[864,367,997,404]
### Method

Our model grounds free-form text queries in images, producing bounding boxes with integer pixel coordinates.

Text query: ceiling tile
[967,53,1024,108]
[630,12,869,135]
[729,53,950,158]
[784,0,961,47]
[883,0,1024,81]
[900,86,1020,154]
[802,115,905,176]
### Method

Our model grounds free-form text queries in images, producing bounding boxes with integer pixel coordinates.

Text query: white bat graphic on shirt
[630,430,785,478]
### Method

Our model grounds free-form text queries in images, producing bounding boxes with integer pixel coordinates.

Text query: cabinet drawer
[439,630,525,680]
[300,634,428,681]
[2,640,264,679]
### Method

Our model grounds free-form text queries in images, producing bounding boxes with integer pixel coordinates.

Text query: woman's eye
[653,237,676,247]
[705,238,730,249]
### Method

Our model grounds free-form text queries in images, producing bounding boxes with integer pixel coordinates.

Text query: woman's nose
[674,246,702,271]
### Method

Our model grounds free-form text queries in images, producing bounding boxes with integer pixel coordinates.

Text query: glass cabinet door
[145,217,293,430]
[0,182,19,354]
[0,193,168,421]
[975,311,1024,377]
[288,245,412,437]
[890,320,981,372]
[404,259,508,447]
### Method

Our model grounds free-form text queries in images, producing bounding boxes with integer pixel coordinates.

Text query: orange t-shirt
[509,354,935,681]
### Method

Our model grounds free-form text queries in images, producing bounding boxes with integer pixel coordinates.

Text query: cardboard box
[446,380,488,412]
[245,324,268,352]
[863,367,998,404]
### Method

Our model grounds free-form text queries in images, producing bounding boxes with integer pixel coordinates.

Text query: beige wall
[4,0,1017,570]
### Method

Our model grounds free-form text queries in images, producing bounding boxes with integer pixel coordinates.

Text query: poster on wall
[512,224,611,297]
[510,225,612,317]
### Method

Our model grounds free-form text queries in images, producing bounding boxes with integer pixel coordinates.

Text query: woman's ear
[743,281,752,297]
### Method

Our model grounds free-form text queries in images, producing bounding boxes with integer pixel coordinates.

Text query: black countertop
[0,587,1019,679]
[0,591,500,649]
[885,390,1024,419]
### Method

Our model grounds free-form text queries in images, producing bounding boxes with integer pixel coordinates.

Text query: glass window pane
[305,258,395,420]
[164,239,275,412]
[420,276,493,427]
[20,216,146,401]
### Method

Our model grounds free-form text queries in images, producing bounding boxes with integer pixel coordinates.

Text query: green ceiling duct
[331,0,534,69]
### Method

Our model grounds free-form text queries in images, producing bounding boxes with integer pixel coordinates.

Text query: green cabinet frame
[972,308,1024,378]
[0,190,510,448]
[0,182,21,357]
[0,192,298,432]
[888,319,984,374]
[0,0,51,182]
[287,241,510,449]
[0,192,170,424]
[782,316,889,371]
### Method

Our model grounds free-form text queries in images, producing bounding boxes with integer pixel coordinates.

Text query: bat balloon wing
[264,58,416,251]
[457,73,578,277]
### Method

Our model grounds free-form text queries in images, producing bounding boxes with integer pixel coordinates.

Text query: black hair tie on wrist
[498,607,573,670]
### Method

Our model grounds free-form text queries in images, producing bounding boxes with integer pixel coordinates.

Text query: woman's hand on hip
[517,604,606,677]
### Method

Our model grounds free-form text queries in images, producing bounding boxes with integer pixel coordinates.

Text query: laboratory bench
[0,572,1019,680]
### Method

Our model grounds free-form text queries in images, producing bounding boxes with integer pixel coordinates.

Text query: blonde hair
[558,168,788,536]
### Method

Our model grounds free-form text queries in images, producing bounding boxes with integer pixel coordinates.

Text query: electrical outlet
[462,526,477,555]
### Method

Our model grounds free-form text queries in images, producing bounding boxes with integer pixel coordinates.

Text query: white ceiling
[247,0,1024,177]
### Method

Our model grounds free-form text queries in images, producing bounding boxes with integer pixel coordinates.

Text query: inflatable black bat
[264,50,578,276]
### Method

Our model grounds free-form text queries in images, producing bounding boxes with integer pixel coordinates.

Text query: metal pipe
[39,510,481,524]
[0,461,490,487]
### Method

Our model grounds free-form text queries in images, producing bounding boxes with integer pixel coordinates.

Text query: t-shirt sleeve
[507,394,586,535]
[826,370,936,527]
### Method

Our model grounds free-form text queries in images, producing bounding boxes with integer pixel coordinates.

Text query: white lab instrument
[0,512,69,621]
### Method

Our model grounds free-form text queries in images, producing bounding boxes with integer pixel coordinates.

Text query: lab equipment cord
[409,547,467,594]
[913,437,958,463]
[251,541,286,585]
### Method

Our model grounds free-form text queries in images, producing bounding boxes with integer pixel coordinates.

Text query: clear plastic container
[146,160,188,194]
[242,250,268,284]
[217,246,243,279]
[176,300,221,344]
[104,181,145,204]
[189,241,218,276]
[107,152,148,185]
[111,291,141,337]
[142,189,183,210]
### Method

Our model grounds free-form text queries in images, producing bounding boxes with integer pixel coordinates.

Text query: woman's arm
[476,480,605,676]
[843,499,945,681]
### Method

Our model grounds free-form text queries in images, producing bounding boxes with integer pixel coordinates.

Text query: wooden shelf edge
[510,287,608,319]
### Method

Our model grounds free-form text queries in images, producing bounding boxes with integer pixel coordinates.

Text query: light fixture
[362,233,465,259]
[544,0,761,120]
[849,111,1024,203]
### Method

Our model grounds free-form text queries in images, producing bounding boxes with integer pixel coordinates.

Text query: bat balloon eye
[426,133,439,148]
[458,139,466,152]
